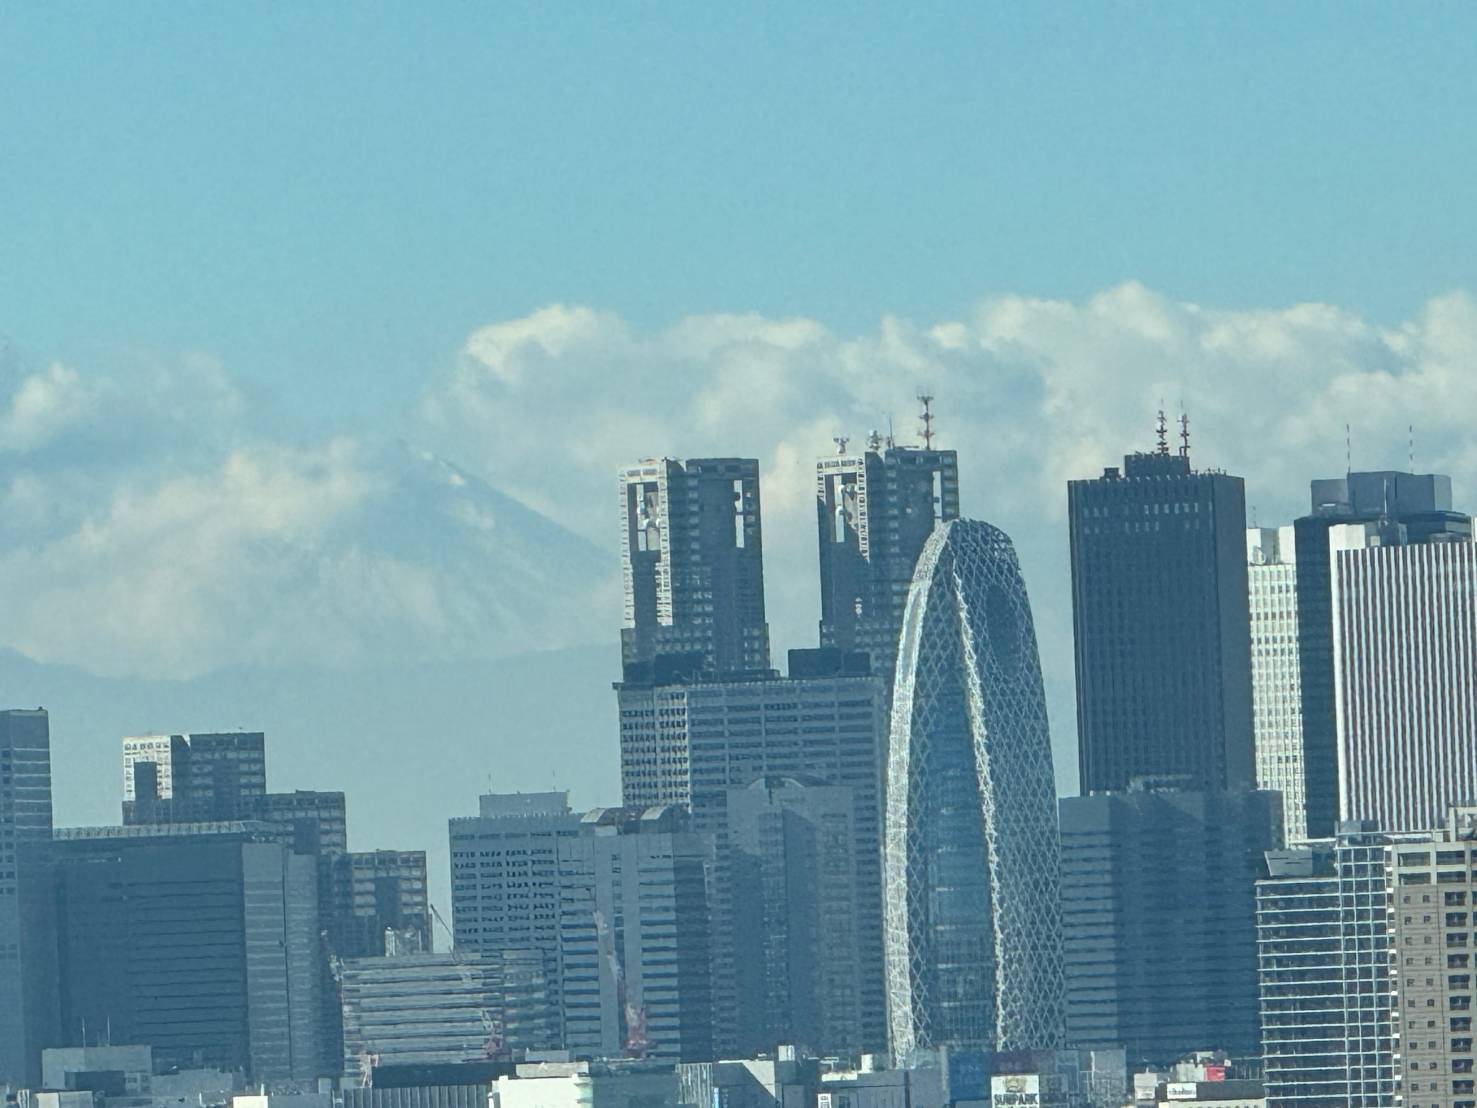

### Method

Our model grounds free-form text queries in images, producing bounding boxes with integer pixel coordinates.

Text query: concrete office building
[559,806,713,1062]
[1331,527,1477,832]
[339,950,556,1077]
[1247,527,1308,842]
[884,520,1063,1058]
[247,789,348,855]
[1292,471,1471,837]
[616,652,887,1053]
[1256,823,1410,1108]
[448,792,580,1003]
[0,709,58,1088]
[53,821,321,1082]
[619,457,770,678]
[326,849,431,959]
[1068,432,1253,793]
[718,775,867,1057]
[1059,785,1282,1067]
[122,732,267,823]
[1388,808,1477,1108]
[815,435,960,688]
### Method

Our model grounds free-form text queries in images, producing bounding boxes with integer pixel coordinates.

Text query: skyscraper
[719,775,866,1057]
[54,821,322,1081]
[122,731,268,823]
[448,791,579,1029]
[619,457,770,678]
[1292,470,1471,837]
[1059,785,1282,1067]
[559,806,713,1062]
[1331,529,1477,832]
[815,436,959,687]
[1068,433,1253,793]
[884,519,1063,1059]
[1248,526,1308,842]
[616,651,887,1053]
[1257,822,1408,1108]
[0,709,57,1087]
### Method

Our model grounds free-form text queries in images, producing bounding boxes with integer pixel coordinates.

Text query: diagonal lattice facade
[884,519,1064,1060]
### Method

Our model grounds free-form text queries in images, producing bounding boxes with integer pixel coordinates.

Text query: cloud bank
[5,282,1476,701]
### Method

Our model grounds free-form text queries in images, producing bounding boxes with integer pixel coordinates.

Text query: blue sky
[5,4,1475,429]
[4,5,1477,872]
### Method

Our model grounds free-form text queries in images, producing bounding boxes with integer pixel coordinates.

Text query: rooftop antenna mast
[917,393,935,449]
[1179,411,1191,459]
[1409,424,1415,471]
[1345,424,1351,477]
[1155,406,1169,455]
[886,414,895,449]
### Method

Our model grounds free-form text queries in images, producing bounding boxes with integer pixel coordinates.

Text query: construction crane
[429,904,506,1061]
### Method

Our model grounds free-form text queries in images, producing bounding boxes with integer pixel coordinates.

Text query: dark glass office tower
[1291,471,1471,837]
[0,709,57,1087]
[618,457,771,678]
[1068,437,1253,793]
[816,437,959,688]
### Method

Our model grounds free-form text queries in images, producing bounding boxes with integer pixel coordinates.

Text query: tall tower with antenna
[816,400,959,694]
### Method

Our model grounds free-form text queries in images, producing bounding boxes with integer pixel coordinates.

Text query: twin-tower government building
[616,425,1064,1062]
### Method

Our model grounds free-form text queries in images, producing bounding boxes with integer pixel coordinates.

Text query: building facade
[618,457,770,678]
[1389,809,1477,1108]
[1248,526,1308,842]
[559,806,713,1062]
[122,732,268,823]
[448,791,581,1008]
[1292,471,1471,838]
[1331,532,1477,833]
[1059,786,1282,1067]
[616,655,887,1053]
[339,949,556,1078]
[53,822,322,1082]
[1256,823,1406,1108]
[719,775,866,1057]
[815,439,959,687]
[884,519,1063,1058]
[1068,444,1253,793]
[0,709,58,1087]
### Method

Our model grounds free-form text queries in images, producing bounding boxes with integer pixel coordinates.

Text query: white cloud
[4,282,1477,697]
[420,283,1477,756]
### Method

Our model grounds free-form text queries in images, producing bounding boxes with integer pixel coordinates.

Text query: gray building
[53,821,322,1082]
[1291,471,1471,837]
[247,789,348,855]
[616,652,887,1054]
[0,709,58,1088]
[619,457,770,678]
[339,949,556,1078]
[449,791,581,1010]
[1068,437,1254,793]
[1256,822,1406,1108]
[122,731,267,823]
[884,520,1063,1059]
[719,775,866,1057]
[560,806,713,1062]
[1059,785,1283,1067]
[815,437,960,687]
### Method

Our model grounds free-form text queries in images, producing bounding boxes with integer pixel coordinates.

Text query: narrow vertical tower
[1068,431,1254,793]
[815,434,959,690]
[618,457,770,677]
[884,520,1063,1059]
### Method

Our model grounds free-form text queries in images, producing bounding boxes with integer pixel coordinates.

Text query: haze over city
[4,4,1477,1103]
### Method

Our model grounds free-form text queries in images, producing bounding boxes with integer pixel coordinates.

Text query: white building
[1331,527,1477,831]
[1247,527,1307,843]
